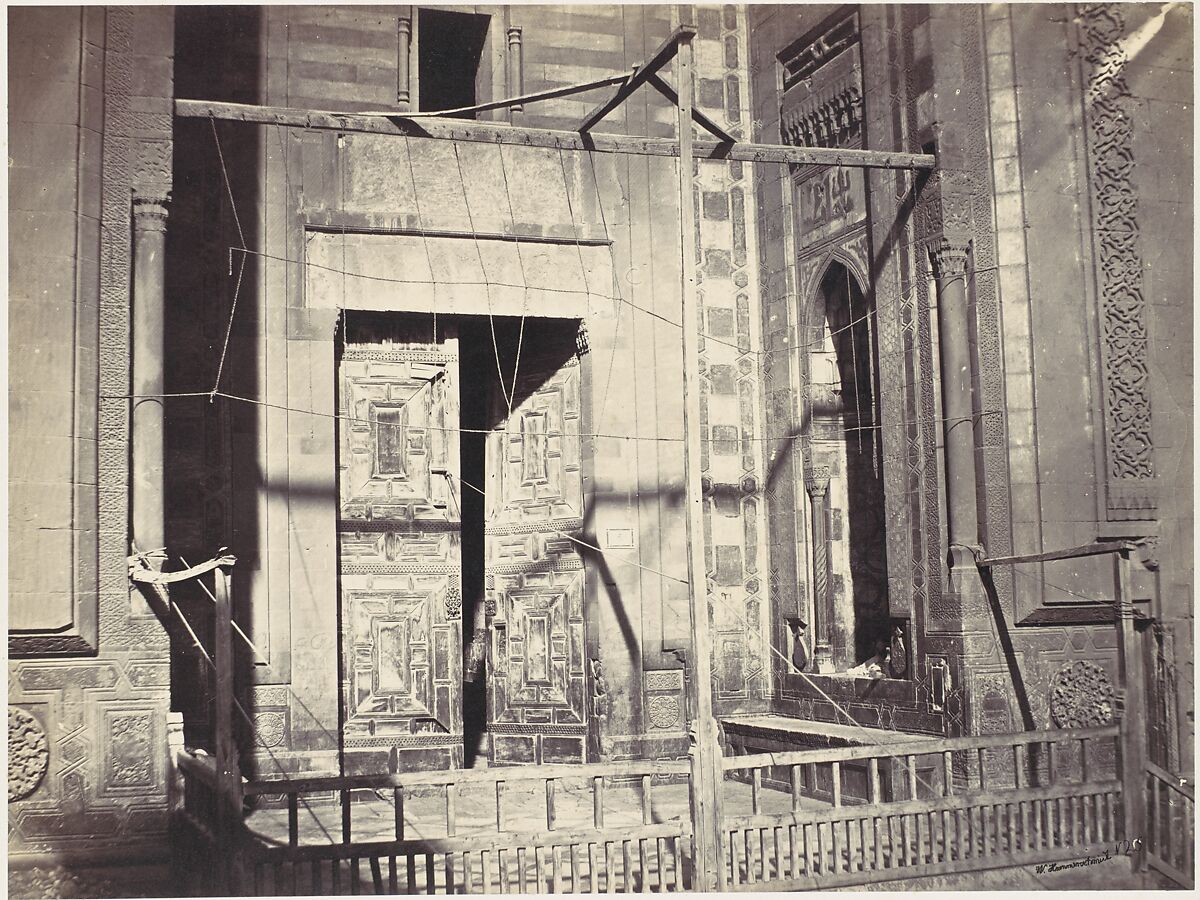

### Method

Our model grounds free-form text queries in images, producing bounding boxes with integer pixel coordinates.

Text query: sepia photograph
[6,1,1194,895]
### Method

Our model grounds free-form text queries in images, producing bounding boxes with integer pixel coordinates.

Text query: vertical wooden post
[677,29,725,893]
[1114,547,1147,868]
[213,562,243,893]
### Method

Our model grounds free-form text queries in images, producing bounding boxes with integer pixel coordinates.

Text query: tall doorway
[336,313,588,774]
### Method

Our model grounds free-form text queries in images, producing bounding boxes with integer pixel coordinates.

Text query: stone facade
[8,6,178,894]
[7,3,1192,891]
[749,1,1191,767]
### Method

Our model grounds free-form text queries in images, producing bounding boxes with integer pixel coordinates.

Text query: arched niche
[801,258,891,670]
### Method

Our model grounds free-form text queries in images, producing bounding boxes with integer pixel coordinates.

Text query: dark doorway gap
[418,9,490,116]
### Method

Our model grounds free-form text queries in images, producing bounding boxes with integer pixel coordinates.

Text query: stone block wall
[746,2,1191,763]
[8,6,178,893]
[166,4,770,773]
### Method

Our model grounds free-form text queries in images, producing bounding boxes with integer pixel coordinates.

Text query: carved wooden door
[485,352,588,765]
[337,332,463,773]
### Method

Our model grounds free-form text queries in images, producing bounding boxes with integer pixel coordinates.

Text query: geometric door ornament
[485,353,588,765]
[337,335,464,770]
[1049,660,1114,728]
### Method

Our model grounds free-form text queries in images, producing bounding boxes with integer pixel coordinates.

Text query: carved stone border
[1077,3,1157,521]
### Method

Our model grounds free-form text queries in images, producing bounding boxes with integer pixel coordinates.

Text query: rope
[454,471,688,585]
[107,388,1003,442]
[584,151,626,430]
[450,141,513,417]
[208,116,249,399]
[401,134,441,342]
[226,242,897,360]
[496,143,530,406]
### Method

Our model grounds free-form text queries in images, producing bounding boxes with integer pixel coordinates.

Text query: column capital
[805,465,831,496]
[931,238,970,279]
[132,189,171,233]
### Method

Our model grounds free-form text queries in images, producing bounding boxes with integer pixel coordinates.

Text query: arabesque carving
[1050,660,1114,728]
[1079,3,1156,518]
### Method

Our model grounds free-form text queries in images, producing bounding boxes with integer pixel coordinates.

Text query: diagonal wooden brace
[579,24,697,132]
[646,72,735,143]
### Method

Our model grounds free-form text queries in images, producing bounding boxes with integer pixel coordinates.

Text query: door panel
[337,336,463,772]
[486,354,588,765]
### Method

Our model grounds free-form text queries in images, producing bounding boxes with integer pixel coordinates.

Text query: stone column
[397,12,412,108]
[806,466,834,673]
[931,238,981,569]
[506,27,524,118]
[132,189,169,562]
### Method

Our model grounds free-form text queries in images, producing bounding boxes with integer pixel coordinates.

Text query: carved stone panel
[1078,4,1157,520]
[8,707,49,802]
[1050,660,1114,729]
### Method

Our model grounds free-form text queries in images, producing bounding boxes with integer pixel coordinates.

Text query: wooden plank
[249,822,690,863]
[676,29,725,894]
[244,757,691,795]
[545,779,556,832]
[211,565,241,895]
[720,780,1121,831]
[176,98,938,171]
[1147,760,1194,799]
[720,841,1123,891]
[579,25,694,131]
[1146,853,1196,891]
[641,774,653,824]
[721,725,1118,772]
[673,835,685,891]
[287,793,298,848]
[621,839,632,891]
[603,840,614,894]
[979,540,1137,567]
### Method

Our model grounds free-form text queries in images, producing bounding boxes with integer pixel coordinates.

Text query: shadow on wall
[165,5,264,762]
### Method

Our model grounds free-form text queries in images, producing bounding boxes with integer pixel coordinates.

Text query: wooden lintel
[646,72,736,143]
[979,540,1138,568]
[579,24,697,132]
[176,98,936,171]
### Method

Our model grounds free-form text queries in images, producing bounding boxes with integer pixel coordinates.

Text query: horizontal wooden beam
[721,723,1120,770]
[979,540,1138,568]
[579,24,695,132]
[177,98,936,170]
[241,755,690,796]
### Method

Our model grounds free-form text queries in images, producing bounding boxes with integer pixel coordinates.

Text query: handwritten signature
[1034,840,1143,874]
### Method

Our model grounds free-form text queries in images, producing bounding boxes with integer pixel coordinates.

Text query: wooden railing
[177,755,693,895]
[1145,761,1194,888]
[719,725,1123,890]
